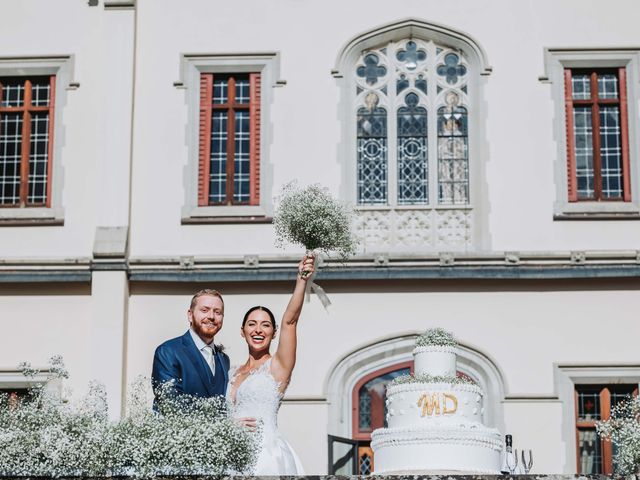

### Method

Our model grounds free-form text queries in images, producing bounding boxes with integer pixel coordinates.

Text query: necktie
[203,345,215,377]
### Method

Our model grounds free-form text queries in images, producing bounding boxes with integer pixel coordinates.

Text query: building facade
[1,0,639,475]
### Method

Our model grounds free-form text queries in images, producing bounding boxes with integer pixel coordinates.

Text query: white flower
[273,182,357,259]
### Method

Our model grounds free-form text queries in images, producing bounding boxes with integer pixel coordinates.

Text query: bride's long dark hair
[242,305,277,330]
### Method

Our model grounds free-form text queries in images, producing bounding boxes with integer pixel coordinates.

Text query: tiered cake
[371,328,502,474]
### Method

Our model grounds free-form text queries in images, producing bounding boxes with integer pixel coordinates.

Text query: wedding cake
[371,328,502,474]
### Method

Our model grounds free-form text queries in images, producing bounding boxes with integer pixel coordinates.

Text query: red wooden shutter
[198,74,213,206]
[249,72,261,206]
[564,69,578,202]
[45,75,56,208]
[618,67,632,202]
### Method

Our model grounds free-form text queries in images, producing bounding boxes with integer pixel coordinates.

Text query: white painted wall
[1,0,639,475]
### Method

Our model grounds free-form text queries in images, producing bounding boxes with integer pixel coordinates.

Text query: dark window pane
[572,74,591,100]
[577,386,601,421]
[0,78,25,107]
[235,76,250,103]
[573,106,594,199]
[598,73,618,100]
[30,77,51,107]
[28,112,49,204]
[437,91,468,205]
[209,111,227,203]
[212,78,228,104]
[599,106,622,199]
[0,113,23,205]
[233,110,250,203]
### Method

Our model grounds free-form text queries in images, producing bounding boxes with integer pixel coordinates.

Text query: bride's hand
[298,255,315,280]
[235,417,258,431]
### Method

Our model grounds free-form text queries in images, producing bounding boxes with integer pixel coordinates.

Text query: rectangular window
[0,76,56,208]
[564,68,631,202]
[575,384,638,474]
[198,73,260,206]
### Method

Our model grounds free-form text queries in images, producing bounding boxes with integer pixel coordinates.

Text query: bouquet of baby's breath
[273,182,357,260]
[596,395,640,475]
[0,357,256,477]
[416,327,458,347]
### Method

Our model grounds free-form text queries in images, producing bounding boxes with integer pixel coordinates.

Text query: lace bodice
[227,359,283,430]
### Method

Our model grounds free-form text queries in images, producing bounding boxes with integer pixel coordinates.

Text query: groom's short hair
[189,289,224,311]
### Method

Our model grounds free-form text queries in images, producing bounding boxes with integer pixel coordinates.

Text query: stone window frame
[554,364,640,473]
[543,48,640,220]
[178,53,280,223]
[0,56,74,225]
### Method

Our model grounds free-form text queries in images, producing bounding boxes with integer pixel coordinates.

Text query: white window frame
[178,53,280,222]
[0,56,74,223]
[554,364,640,473]
[544,48,640,219]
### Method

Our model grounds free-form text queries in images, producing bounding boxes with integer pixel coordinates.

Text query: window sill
[554,201,640,220]
[0,207,64,226]
[181,205,271,224]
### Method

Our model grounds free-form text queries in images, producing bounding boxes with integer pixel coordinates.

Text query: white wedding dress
[228,359,305,475]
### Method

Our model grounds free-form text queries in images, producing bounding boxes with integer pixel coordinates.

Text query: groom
[151,289,230,405]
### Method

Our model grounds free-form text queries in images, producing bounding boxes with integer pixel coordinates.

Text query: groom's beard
[192,319,221,343]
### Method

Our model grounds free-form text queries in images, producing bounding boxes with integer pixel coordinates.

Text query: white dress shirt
[189,328,216,376]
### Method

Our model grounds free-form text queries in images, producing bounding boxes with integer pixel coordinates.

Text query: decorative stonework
[354,208,473,252]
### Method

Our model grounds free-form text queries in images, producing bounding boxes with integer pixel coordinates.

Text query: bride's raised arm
[271,255,314,384]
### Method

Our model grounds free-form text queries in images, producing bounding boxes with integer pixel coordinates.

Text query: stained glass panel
[578,429,602,474]
[437,93,468,204]
[397,93,428,205]
[357,105,388,205]
[359,453,372,475]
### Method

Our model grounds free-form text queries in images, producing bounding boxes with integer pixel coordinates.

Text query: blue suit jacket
[152,331,230,401]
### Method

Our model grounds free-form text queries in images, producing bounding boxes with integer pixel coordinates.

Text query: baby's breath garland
[596,395,640,475]
[0,357,256,477]
[416,327,458,347]
[273,182,357,260]
[390,373,476,387]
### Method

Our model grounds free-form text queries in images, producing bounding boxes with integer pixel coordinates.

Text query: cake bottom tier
[371,426,502,474]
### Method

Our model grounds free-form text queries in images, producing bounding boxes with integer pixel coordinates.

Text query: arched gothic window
[355,39,470,207]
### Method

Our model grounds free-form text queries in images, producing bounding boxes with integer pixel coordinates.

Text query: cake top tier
[415,327,458,348]
[413,328,458,377]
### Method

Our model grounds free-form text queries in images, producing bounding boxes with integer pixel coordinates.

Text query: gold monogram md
[417,392,458,417]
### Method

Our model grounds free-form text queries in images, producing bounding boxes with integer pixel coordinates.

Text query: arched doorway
[326,333,505,474]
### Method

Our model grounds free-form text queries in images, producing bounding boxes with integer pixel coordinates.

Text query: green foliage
[273,182,357,259]
[0,358,256,477]
[415,327,458,347]
[596,395,640,475]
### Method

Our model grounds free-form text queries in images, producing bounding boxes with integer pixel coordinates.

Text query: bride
[227,255,314,475]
